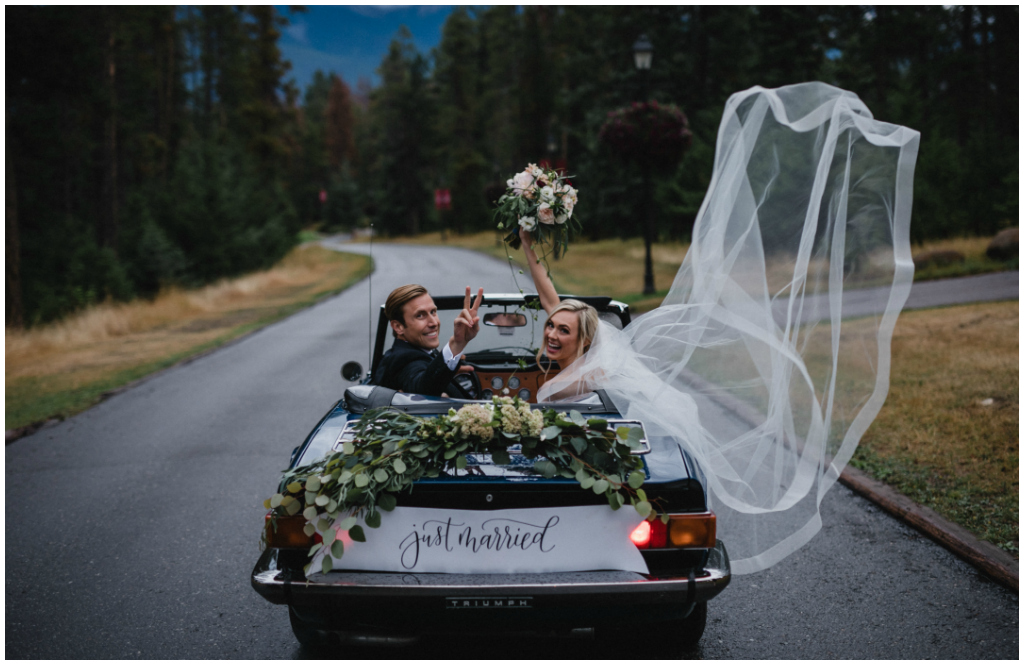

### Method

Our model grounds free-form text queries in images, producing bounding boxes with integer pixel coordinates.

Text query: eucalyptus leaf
[443,449,458,460]
[305,476,321,492]
[635,500,652,518]
[608,491,624,510]
[331,539,345,559]
[342,441,355,455]
[317,518,331,532]
[270,493,283,509]
[321,555,333,575]
[628,471,645,489]
[326,499,338,513]
[374,468,389,483]
[533,459,557,478]
[393,458,407,475]
[315,494,330,507]
[377,493,397,512]
[305,491,317,504]
[322,528,336,545]
[592,479,610,494]
[262,498,272,510]
[355,473,369,488]
[636,488,647,503]
[285,500,301,516]
[579,474,596,490]
[308,542,322,557]
[286,481,303,494]
[491,449,511,465]
[540,426,562,441]
[365,511,382,528]
[455,455,467,470]
[336,516,357,531]
[303,523,316,536]
[349,525,366,542]
[570,437,587,455]
[569,410,586,426]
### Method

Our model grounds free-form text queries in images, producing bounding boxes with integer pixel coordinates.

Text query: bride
[516,228,601,398]
[523,82,920,574]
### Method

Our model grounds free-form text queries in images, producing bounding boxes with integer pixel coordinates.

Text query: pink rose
[538,206,555,225]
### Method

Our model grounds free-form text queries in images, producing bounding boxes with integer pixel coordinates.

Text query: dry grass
[852,301,1019,553]
[6,245,371,430]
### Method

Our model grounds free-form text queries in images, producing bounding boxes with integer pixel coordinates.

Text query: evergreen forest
[6,6,1018,327]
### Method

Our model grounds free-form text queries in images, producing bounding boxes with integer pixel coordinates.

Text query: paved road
[5,243,1017,658]
[775,270,1019,324]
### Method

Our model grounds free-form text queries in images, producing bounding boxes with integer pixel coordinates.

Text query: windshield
[434,302,624,355]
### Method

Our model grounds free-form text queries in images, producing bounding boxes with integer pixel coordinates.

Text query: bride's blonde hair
[536,299,600,369]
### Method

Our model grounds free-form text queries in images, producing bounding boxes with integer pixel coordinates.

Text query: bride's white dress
[538,82,920,574]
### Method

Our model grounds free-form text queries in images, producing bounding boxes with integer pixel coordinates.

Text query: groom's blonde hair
[536,299,599,370]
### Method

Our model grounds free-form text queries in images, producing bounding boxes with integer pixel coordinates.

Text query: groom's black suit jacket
[374,338,468,398]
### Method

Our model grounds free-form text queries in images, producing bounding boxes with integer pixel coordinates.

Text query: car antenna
[367,221,373,373]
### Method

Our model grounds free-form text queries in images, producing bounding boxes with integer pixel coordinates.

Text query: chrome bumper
[252,541,730,628]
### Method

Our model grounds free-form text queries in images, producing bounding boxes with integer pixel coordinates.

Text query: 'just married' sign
[312,506,649,575]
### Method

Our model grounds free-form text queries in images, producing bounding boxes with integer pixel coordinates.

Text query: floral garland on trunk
[264,396,662,576]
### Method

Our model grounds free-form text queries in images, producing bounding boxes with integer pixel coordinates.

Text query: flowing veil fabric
[538,83,920,574]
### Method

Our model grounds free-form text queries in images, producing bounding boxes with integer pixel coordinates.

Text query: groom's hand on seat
[450,286,483,356]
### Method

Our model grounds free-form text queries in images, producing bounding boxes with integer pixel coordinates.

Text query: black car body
[252,293,730,650]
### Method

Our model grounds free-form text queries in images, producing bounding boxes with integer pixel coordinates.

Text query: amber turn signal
[668,512,716,548]
[265,513,314,549]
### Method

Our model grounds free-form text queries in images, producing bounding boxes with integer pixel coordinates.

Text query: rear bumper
[252,541,730,631]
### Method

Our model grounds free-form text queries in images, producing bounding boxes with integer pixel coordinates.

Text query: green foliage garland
[265,397,662,575]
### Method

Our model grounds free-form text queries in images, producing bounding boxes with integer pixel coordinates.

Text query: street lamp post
[634,35,656,295]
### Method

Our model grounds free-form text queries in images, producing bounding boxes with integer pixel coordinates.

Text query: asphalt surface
[5,243,1018,659]
[775,269,1019,324]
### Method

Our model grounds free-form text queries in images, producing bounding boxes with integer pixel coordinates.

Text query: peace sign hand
[450,286,483,355]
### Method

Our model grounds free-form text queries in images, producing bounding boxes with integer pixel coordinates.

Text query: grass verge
[851,301,1019,555]
[5,244,371,432]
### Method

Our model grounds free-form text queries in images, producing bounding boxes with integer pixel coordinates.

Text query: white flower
[518,215,537,231]
[555,213,568,224]
[528,163,544,178]
[511,171,534,196]
[540,186,555,203]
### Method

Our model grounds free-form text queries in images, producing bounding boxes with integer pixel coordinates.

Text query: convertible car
[251,293,731,654]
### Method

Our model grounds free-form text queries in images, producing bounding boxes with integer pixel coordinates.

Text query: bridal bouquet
[493,163,580,257]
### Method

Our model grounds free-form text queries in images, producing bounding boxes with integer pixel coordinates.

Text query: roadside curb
[839,465,1019,592]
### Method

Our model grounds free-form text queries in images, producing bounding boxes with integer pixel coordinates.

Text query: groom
[374,284,483,397]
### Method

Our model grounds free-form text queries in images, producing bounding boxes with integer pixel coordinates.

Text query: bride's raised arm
[518,229,560,314]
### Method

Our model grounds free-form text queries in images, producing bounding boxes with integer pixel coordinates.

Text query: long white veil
[539,83,920,574]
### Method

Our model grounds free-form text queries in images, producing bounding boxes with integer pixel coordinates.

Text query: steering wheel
[452,370,482,400]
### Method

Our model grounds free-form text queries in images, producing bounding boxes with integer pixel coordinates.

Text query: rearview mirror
[483,312,528,327]
[341,361,363,382]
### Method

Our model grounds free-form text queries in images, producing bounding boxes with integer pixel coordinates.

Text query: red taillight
[265,513,314,549]
[630,520,651,548]
[631,513,716,550]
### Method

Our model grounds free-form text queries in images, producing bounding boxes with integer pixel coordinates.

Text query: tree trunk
[101,15,119,251]
[6,113,24,328]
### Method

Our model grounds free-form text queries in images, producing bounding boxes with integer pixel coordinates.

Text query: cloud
[283,20,309,45]
[347,5,411,18]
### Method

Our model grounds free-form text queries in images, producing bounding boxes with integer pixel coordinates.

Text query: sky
[276,5,456,93]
